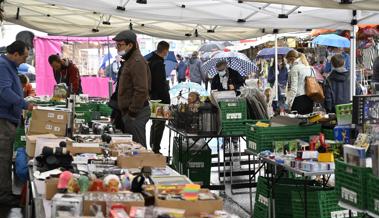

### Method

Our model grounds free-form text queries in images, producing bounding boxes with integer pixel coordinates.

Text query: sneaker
[0,195,21,208]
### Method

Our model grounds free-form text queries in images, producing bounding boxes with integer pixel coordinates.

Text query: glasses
[116,43,127,48]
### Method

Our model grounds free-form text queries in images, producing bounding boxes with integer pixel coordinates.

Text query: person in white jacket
[285,50,314,114]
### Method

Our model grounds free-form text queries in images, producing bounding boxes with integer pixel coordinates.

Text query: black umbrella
[198,43,224,53]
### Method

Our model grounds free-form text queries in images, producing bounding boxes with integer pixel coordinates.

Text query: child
[19,74,35,97]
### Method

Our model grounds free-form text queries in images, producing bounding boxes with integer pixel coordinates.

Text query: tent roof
[3,0,293,40]
[37,0,379,29]
[245,0,379,11]
[4,0,379,40]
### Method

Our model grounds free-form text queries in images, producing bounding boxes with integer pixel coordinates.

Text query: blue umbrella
[169,82,208,97]
[164,51,177,78]
[99,53,113,69]
[256,47,293,59]
[312,34,350,48]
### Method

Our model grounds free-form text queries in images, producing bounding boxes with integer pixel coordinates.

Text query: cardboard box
[26,134,57,157]
[45,177,59,200]
[155,194,223,217]
[117,153,166,168]
[32,107,70,123]
[29,120,67,136]
[68,143,103,155]
[83,192,144,216]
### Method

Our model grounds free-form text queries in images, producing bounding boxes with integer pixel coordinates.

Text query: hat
[57,171,73,189]
[113,30,137,42]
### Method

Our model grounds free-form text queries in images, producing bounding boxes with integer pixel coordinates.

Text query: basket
[246,123,321,154]
[335,160,371,210]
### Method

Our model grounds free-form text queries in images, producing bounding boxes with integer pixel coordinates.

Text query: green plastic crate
[221,120,247,136]
[274,178,323,218]
[254,176,270,218]
[98,104,113,116]
[322,128,335,140]
[335,160,371,210]
[335,103,352,125]
[172,138,211,187]
[219,98,247,121]
[367,173,379,216]
[75,111,92,124]
[246,123,321,154]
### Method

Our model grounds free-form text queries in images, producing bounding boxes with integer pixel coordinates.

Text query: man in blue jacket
[0,40,34,208]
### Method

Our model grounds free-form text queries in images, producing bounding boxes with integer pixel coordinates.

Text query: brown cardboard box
[67,143,103,155]
[26,134,57,157]
[45,178,59,200]
[155,193,223,217]
[83,192,144,216]
[32,107,70,123]
[117,153,166,168]
[29,120,67,136]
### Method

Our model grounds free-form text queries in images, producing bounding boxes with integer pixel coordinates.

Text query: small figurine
[104,175,121,192]
[78,175,90,193]
[67,177,80,193]
[57,171,73,192]
[89,179,104,192]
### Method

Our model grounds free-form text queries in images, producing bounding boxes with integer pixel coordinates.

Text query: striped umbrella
[201,52,257,78]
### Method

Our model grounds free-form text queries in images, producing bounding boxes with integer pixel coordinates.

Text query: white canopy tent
[246,0,379,11]
[35,0,379,29]
[3,0,295,40]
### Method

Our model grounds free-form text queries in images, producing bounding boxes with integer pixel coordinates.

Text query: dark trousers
[0,119,16,202]
[291,95,314,115]
[123,106,151,147]
[150,120,166,153]
[177,78,186,83]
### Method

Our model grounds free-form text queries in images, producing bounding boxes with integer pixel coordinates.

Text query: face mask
[218,70,227,77]
[118,50,127,56]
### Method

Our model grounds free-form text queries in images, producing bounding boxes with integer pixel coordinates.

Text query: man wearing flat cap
[113,30,151,147]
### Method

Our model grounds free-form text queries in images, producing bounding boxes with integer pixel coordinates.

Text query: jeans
[123,106,151,147]
[150,120,166,153]
[0,119,16,201]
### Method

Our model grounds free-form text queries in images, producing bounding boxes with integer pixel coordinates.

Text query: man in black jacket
[148,41,170,153]
[211,60,245,95]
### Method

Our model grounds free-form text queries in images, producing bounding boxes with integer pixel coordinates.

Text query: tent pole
[274,33,278,101]
[350,12,357,101]
[107,36,113,98]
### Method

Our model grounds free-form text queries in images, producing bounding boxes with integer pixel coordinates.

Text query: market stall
[19,93,236,218]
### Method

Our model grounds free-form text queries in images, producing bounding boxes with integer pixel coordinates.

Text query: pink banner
[81,77,112,98]
[34,36,113,97]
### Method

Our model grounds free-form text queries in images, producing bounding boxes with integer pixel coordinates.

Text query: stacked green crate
[253,176,270,218]
[75,104,93,124]
[172,138,211,187]
[98,103,112,116]
[322,127,335,140]
[246,123,321,154]
[14,128,26,151]
[219,98,247,136]
[367,173,379,216]
[335,160,371,210]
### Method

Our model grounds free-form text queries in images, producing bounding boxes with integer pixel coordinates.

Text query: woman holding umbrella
[211,60,245,95]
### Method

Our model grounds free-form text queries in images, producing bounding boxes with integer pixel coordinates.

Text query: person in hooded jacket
[188,51,203,85]
[324,54,350,113]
